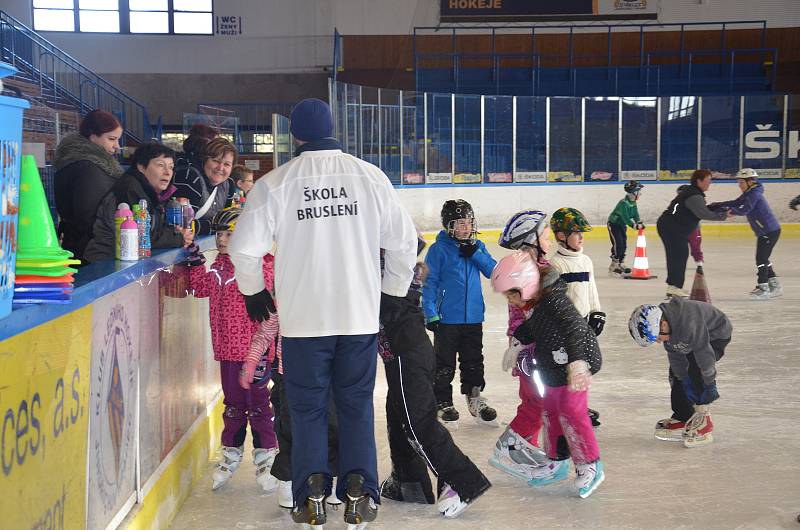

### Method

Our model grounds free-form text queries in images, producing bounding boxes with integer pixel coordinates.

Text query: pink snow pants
[542,385,600,465]
[508,373,544,445]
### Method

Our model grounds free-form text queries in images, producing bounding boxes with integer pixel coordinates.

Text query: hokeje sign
[440,0,657,22]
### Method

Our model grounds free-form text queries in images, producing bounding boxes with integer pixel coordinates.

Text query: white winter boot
[277,480,293,508]
[212,445,243,490]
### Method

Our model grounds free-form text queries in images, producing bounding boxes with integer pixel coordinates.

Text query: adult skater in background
[656,170,729,298]
[229,98,418,530]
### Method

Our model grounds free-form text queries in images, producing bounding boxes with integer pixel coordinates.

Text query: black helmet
[441,199,477,243]
[210,206,241,232]
[624,181,644,194]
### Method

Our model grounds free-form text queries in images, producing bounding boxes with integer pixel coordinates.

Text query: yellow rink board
[0,306,92,530]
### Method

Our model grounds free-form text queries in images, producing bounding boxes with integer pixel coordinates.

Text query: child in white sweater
[548,207,604,426]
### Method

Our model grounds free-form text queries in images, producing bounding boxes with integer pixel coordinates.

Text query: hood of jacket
[54,133,124,177]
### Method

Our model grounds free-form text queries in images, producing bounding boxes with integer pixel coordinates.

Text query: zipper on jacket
[464,253,469,322]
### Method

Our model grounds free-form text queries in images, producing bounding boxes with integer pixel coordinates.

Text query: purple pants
[542,385,599,465]
[688,227,704,263]
[220,360,277,449]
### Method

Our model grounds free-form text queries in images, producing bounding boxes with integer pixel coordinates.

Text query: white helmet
[499,210,548,250]
[736,168,758,179]
[628,304,663,347]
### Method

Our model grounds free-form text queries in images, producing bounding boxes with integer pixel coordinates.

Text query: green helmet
[550,207,592,234]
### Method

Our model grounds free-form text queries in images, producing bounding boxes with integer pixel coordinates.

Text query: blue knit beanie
[290,98,334,142]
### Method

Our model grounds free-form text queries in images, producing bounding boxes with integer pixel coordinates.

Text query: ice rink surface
[170,234,800,530]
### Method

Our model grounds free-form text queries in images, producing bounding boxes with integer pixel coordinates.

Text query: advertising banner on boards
[0,307,92,530]
[440,0,657,22]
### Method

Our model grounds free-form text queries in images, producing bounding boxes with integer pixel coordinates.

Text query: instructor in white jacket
[228,98,417,528]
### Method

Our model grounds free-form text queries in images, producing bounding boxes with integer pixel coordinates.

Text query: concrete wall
[395,180,800,231]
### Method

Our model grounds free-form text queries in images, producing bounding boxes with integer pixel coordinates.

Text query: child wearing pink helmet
[492,251,604,499]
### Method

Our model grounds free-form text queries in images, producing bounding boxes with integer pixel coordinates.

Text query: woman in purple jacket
[710,168,782,300]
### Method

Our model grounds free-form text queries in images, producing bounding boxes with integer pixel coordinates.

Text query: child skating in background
[629,299,731,447]
[607,180,645,276]
[379,236,491,518]
[423,199,498,429]
[709,168,783,300]
[186,206,279,492]
[492,252,604,499]
[489,210,552,481]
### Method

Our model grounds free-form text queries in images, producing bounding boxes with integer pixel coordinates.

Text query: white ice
[169,235,800,530]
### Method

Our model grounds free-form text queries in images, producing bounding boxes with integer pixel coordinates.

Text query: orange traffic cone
[628,228,657,280]
[689,265,711,303]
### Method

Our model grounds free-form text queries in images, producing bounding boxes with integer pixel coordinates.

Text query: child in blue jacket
[423,199,498,429]
[710,168,782,300]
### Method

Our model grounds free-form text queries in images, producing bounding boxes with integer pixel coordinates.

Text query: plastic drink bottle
[166,197,182,227]
[180,198,195,232]
[114,202,133,260]
[138,199,152,258]
[119,215,139,261]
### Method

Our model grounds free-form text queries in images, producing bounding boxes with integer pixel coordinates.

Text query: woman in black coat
[54,109,124,262]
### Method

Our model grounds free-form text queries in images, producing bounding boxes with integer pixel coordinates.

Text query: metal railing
[0,10,152,143]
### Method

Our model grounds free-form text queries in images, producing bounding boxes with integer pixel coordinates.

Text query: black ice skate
[380,473,434,504]
[437,402,460,430]
[292,473,327,529]
[467,387,499,427]
[344,473,378,530]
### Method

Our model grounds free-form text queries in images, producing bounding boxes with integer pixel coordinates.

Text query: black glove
[587,311,606,336]
[425,319,440,333]
[790,196,800,211]
[635,221,646,230]
[243,289,276,322]
[182,243,206,267]
[459,242,478,258]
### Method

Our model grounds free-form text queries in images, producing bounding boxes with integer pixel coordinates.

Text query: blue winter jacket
[713,183,780,236]
[422,230,497,324]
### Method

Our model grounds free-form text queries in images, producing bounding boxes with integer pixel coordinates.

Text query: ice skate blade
[683,433,714,448]
[654,432,684,442]
[346,524,368,530]
[439,418,459,431]
[488,455,538,481]
[578,469,605,499]
[473,416,499,428]
[300,524,324,530]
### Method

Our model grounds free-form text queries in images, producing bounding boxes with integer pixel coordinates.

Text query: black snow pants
[432,323,485,406]
[380,293,491,504]
[669,338,729,422]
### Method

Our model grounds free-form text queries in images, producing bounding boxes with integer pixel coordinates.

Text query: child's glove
[587,311,606,336]
[182,243,206,267]
[790,196,800,210]
[502,338,524,372]
[425,317,440,333]
[681,378,719,405]
[459,242,478,258]
[567,360,592,392]
[244,289,276,322]
[239,361,257,390]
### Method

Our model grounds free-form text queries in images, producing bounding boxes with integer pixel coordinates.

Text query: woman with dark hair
[173,136,237,234]
[54,109,124,261]
[83,142,193,262]
[656,169,730,298]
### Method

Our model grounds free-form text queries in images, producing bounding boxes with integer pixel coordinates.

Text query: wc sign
[745,124,800,160]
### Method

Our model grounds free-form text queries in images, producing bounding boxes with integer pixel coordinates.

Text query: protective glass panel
[515,96,547,182]
[742,95,785,178]
[786,95,800,179]
[344,84,360,157]
[584,98,619,182]
[700,96,741,178]
[621,97,657,180]
[660,96,698,179]
[454,95,481,183]
[401,92,423,184]
[427,93,453,181]
[129,11,168,33]
[549,97,582,181]
[381,89,401,185]
[79,10,120,32]
[173,12,212,34]
[484,96,513,183]
[33,8,76,31]
[360,87,379,168]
